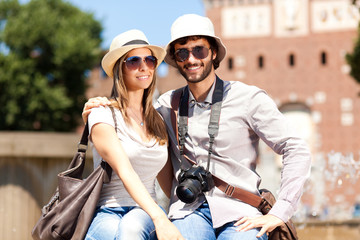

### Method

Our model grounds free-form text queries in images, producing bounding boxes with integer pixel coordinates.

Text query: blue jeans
[85,206,157,240]
[172,203,268,240]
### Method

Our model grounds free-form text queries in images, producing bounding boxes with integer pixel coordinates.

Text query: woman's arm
[91,122,183,240]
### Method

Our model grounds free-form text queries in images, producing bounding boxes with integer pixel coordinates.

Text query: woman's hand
[153,214,184,240]
[234,214,284,238]
[82,97,111,123]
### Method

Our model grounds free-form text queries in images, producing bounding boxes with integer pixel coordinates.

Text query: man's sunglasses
[174,46,210,62]
[124,56,157,70]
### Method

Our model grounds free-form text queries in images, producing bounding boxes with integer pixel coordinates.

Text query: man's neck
[187,73,216,102]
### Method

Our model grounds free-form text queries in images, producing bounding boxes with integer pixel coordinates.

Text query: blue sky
[65,0,205,49]
[16,0,204,76]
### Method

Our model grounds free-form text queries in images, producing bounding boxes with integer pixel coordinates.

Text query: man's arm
[235,90,311,237]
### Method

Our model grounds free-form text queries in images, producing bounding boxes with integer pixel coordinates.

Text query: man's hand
[82,97,111,123]
[234,214,284,238]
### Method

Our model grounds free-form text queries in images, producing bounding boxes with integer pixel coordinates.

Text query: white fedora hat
[102,29,166,78]
[164,14,227,67]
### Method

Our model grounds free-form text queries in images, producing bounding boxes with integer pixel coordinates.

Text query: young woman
[85,29,183,240]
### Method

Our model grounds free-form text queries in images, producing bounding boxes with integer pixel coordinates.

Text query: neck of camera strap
[178,77,224,171]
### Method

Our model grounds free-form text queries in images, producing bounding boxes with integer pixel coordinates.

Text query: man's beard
[178,59,213,84]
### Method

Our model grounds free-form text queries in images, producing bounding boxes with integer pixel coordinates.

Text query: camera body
[176,165,215,204]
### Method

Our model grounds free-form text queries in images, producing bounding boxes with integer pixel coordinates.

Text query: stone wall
[0,131,93,240]
[1,132,359,239]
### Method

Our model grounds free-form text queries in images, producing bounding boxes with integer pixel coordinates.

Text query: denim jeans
[172,202,268,240]
[85,206,157,240]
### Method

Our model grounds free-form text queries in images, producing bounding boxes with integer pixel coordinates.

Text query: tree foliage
[347,49,360,84]
[0,0,102,131]
[346,1,360,84]
[346,31,360,84]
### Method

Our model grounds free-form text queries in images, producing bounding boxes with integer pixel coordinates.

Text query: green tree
[346,33,360,84]
[346,1,360,84]
[0,0,102,131]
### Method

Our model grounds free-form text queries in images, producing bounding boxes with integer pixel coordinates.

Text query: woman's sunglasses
[174,46,210,62]
[124,56,157,70]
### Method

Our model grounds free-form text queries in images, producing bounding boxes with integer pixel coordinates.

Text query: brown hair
[169,35,220,69]
[110,52,168,145]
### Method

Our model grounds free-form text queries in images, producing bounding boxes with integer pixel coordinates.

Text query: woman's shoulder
[89,105,112,119]
[88,106,124,127]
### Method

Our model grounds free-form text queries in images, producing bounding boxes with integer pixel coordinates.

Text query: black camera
[176,165,215,204]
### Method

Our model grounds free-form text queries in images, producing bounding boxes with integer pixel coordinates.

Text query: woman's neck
[127,90,144,111]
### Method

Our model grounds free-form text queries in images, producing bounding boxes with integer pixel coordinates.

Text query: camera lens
[176,178,202,204]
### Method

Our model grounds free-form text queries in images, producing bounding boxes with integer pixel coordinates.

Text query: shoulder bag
[32,107,117,240]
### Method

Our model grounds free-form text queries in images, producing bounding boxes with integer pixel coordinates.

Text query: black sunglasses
[174,46,210,62]
[124,55,157,70]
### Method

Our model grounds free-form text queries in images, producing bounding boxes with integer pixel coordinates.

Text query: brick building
[87,0,360,221]
[197,0,360,221]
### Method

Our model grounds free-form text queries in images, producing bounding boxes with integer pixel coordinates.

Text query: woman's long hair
[110,52,168,145]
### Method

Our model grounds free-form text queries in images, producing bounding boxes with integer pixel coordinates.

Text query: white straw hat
[164,14,227,67]
[102,29,166,78]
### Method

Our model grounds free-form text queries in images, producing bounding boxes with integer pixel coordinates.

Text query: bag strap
[170,84,265,211]
[170,87,184,144]
[78,122,90,152]
[178,78,223,172]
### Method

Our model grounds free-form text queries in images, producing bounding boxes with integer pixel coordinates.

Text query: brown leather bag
[31,122,113,240]
[259,189,298,240]
[170,88,298,240]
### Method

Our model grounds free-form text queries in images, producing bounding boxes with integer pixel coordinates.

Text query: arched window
[289,53,295,67]
[258,55,264,69]
[228,57,233,70]
[321,51,327,65]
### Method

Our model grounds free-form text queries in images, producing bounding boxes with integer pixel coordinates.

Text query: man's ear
[212,49,217,60]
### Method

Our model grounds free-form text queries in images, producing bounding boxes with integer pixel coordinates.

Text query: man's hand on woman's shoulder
[82,97,111,123]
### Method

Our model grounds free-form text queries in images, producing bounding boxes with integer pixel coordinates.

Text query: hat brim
[164,35,226,68]
[102,44,166,78]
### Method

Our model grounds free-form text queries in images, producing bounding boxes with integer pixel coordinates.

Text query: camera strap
[178,76,223,171]
[170,77,264,209]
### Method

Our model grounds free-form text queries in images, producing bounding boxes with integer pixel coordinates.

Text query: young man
[155,14,310,240]
[83,14,311,240]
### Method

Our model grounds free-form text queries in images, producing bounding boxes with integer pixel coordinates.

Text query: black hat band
[123,39,149,46]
